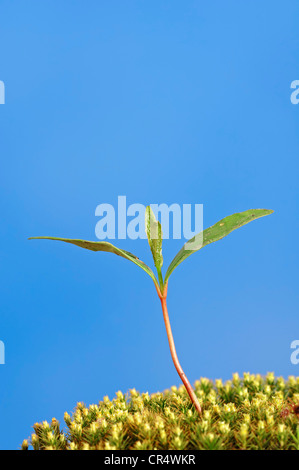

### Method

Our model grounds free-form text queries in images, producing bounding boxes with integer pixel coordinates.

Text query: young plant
[29,208,273,416]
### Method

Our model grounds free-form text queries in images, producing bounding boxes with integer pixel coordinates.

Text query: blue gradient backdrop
[0,1,298,449]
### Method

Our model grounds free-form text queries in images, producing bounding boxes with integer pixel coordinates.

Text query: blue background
[0,1,298,450]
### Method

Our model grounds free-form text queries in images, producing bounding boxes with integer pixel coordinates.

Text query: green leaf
[28,236,159,287]
[164,209,273,284]
[145,206,163,272]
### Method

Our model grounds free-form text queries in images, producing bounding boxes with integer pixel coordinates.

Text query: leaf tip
[261,209,274,216]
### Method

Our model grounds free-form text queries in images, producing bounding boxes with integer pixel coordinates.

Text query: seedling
[29,207,273,416]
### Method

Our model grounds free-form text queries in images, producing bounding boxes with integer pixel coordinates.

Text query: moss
[22,373,299,450]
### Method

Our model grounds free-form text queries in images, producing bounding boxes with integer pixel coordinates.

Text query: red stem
[156,283,202,415]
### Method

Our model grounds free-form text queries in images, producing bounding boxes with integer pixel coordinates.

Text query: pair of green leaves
[29,207,273,293]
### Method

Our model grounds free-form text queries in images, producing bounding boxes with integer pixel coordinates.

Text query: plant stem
[157,268,164,292]
[156,284,202,416]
